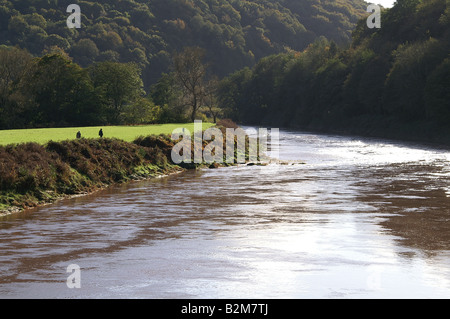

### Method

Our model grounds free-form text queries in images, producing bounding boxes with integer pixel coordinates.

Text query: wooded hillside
[0,0,367,86]
[218,0,450,145]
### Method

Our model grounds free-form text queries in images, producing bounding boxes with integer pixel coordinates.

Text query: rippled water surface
[1,130,449,298]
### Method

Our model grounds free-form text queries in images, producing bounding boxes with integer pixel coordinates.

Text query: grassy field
[0,123,215,146]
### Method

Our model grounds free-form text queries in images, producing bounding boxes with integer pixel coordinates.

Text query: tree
[25,53,99,127]
[150,72,178,107]
[8,15,29,39]
[0,46,34,129]
[121,97,161,124]
[172,47,208,122]
[0,46,33,101]
[71,38,100,66]
[91,61,145,124]
[217,67,252,122]
[424,58,450,124]
[44,34,70,52]
[203,77,222,123]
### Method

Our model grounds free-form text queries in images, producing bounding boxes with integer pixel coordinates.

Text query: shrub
[216,118,239,129]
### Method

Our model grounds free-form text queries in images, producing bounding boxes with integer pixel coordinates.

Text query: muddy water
[0,130,449,299]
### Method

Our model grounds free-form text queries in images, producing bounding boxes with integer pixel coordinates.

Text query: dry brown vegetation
[0,124,249,214]
[0,136,179,213]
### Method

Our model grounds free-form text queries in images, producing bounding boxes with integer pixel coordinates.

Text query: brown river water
[0,129,449,299]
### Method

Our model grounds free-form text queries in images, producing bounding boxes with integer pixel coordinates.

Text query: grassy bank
[0,121,248,216]
[0,123,215,146]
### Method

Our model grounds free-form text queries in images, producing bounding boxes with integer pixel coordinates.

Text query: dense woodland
[0,0,367,86]
[0,0,367,129]
[0,0,449,146]
[219,0,450,145]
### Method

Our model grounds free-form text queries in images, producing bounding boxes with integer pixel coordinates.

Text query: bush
[216,118,239,129]
[0,142,84,197]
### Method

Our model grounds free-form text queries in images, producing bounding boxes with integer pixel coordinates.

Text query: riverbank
[0,135,175,217]
[253,116,450,151]
[0,123,245,217]
[305,116,450,150]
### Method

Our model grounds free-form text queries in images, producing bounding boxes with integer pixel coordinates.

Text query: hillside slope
[218,0,450,145]
[0,0,367,84]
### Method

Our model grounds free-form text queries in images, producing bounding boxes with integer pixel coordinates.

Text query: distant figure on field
[76,131,81,139]
[99,128,104,138]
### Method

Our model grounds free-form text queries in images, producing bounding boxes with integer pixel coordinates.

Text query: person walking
[76,131,81,139]
[99,128,103,138]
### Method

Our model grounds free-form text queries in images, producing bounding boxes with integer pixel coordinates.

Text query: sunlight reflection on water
[0,129,449,298]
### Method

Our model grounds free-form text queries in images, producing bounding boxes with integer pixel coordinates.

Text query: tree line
[0,0,366,90]
[2,0,448,147]
[0,46,146,129]
[0,45,221,129]
[218,0,450,145]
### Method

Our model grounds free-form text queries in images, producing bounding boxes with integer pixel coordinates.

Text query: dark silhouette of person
[76,131,81,139]
[99,129,103,138]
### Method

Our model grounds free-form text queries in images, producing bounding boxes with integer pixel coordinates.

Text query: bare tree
[172,47,207,122]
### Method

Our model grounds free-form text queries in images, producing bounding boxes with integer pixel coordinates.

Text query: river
[0,129,449,299]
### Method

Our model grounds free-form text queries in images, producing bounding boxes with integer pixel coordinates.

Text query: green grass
[0,123,215,146]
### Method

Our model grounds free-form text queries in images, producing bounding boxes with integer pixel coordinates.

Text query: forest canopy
[218,0,450,145]
[0,0,367,88]
[2,0,448,146]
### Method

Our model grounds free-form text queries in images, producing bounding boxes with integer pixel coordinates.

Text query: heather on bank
[0,136,179,212]
[0,120,251,213]
[46,137,174,184]
[0,142,85,199]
